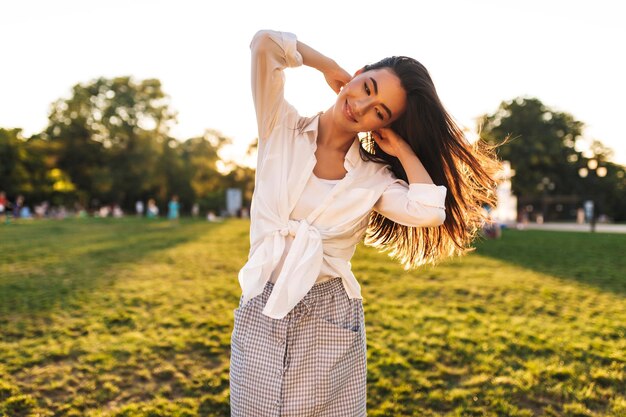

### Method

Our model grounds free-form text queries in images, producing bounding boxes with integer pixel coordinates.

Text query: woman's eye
[364,83,370,95]
[376,110,384,120]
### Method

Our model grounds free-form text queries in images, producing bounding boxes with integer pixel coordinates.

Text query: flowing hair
[358,56,503,269]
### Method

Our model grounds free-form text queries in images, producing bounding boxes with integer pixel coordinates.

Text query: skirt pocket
[231,294,258,351]
[309,293,362,334]
[311,296,364,408]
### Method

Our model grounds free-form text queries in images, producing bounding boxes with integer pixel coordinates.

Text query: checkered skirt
[229,276,367,416]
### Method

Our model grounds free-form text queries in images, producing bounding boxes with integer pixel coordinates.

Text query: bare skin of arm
[296,41,351,93]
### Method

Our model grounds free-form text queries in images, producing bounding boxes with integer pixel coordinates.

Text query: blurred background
[1,2,625,417]
[1,0,625,225]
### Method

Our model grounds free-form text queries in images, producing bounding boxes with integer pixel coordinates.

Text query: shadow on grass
[0,218,231,316]
[474,228,626,296]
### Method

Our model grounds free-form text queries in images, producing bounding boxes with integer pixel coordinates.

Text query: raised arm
[250,30,303,140]
[250,30,351,140]
[296,41,351,94]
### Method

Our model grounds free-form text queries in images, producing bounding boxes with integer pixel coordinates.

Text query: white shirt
[270,173,339,285]
[238,29,447,319]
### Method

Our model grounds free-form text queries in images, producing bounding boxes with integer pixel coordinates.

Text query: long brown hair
[358,56,503,269]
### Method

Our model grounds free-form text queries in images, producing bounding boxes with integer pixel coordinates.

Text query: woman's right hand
[323,63,352,94]
[296,39,351,94]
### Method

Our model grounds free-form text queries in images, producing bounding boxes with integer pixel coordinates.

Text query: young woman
[230,29,500,417]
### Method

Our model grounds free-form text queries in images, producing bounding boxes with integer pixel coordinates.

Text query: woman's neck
[317,105,356,153]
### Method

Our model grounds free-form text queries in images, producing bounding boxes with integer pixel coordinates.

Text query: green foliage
[1,218,624,416]
[480,97,585,198]
[480,97,626,221]
[45,76,178,208]
[0,76,256,215]
[0,128,63,203]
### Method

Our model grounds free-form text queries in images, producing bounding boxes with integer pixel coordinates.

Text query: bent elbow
[251,30,274,53]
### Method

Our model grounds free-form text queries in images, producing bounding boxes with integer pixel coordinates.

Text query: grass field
[0,218,625,417]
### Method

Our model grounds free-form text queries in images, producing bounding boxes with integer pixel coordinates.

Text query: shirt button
[274,399,281,407]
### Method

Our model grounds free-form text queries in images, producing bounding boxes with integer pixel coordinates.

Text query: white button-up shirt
[238,30,447,319]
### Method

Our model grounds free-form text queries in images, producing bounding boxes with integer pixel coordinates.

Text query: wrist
[396,144,417,161]
[398,149,434,184]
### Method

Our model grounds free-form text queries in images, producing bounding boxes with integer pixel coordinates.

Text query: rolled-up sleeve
[373,180,447,227]
[250,30,303,140]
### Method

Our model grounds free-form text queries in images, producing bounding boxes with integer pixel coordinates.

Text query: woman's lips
[344,100,357,123]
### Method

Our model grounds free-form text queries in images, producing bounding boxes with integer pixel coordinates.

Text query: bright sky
[2,0,625,169]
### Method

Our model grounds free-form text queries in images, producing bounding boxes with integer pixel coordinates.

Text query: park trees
[0,128,60,203]
[45,76,176,208]
[480,97,626,221]
[0,75,251,215]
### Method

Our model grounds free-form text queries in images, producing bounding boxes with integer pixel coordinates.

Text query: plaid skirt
[229,276,367,417]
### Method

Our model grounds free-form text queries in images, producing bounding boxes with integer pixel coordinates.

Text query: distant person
[135,200,144,217]
[167,195,180,220]
[112,204,123,218]
[517,208,530,230]
[576,207,585,224]
[0,191,8,223]
[146,199,159,219]
[12,195,24,219]
[98,205,111,218]
[57,205,67,220]
[34,201,49,219]
[20,205,33,219]
[480,204,501,239]
[75,203,88,218]
[191,202,199,218]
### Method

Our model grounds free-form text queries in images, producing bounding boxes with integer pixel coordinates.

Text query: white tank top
[269,172,341,284]
[290,172,340,219]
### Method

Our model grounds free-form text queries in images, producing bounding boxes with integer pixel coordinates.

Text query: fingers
[377,127,399,141]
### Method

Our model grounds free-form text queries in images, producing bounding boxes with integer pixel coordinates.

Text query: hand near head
[323,63,352,94]
[372,127,412,158]
[328,66,365,94]
[295,39,351,94]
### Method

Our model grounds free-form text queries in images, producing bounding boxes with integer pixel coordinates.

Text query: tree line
[1,76,256,217]
[480,97,626,221]
[1,76,624,220]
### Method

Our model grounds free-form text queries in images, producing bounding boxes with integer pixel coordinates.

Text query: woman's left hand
[372,127,412,158]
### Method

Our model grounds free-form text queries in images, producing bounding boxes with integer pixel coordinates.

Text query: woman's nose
[352,99,369,117]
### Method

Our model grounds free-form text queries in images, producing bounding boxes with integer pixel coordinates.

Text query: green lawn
[0,218,624,417]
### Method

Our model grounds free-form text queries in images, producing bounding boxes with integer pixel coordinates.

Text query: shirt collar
[303,112,361,172]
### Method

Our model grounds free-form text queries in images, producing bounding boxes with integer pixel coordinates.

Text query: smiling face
[332,68,407,134]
